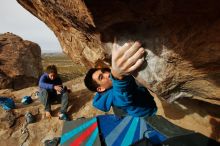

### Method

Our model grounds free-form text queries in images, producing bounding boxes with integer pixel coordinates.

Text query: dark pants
[38,89,69,113]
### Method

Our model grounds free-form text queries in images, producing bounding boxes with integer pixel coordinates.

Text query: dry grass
[42,53,86,82]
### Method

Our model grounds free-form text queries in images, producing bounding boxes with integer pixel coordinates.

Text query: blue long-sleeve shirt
[38,73,62,92]
[93,75,157,117]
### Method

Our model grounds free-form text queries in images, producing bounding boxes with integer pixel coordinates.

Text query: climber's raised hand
[111,40,145,79]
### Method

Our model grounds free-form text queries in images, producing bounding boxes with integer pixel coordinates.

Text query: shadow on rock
[210,117,220,141]
[162,98,220,120]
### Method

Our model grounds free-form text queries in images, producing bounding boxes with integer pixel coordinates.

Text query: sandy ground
[0,77,219,145]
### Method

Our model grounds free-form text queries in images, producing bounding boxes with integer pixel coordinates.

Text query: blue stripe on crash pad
[139,118,147,139]
[85,127,99,146]
[105,116,132,146]
[60,118,97,144]
[121,117,139,146]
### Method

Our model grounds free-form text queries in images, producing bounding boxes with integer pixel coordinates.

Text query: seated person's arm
[39,74,63,92]
[54,77,63,93]
[39,74,54,90]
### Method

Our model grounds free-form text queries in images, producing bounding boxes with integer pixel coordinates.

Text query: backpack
[0,97,16,110]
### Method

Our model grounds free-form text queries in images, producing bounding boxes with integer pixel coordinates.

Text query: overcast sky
[0,0,62,53]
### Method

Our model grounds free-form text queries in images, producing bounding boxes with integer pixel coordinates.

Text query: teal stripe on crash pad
[60,118,97,144]
[85,128,99,146]
[121,117,139,146]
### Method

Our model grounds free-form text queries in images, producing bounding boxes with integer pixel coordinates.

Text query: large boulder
[17,0,220,104]
[0,33,43,90]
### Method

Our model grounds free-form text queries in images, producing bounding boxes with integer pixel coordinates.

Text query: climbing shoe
[58,113,69,121]
[44,137,60,146]
[25,112,35,124]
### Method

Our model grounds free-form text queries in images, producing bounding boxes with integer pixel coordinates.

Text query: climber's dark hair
[84,68,111,92]
[46,65,57,74]
[84,68,99,92]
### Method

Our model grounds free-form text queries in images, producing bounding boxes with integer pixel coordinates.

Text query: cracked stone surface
[17,0,220,104]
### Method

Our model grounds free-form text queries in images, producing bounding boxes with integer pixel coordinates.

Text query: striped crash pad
[60,115,219,146]
[60,115,167,146]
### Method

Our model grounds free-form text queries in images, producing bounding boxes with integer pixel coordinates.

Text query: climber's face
[92,69,112,92]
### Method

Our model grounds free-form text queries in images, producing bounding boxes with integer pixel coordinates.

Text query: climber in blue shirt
[84,41,157,117]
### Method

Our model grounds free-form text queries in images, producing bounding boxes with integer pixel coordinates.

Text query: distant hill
[42,52,65,57]
[41,53,86,81]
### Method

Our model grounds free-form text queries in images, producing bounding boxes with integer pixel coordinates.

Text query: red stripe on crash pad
[70,122,98,146]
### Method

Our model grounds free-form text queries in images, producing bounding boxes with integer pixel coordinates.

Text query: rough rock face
[0,33,43,90]
[17,0,220,104]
